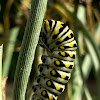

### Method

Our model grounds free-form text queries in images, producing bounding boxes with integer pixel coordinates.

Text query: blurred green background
[0,0,100,100]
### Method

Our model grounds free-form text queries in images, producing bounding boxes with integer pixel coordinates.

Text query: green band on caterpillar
[32,19,77,100]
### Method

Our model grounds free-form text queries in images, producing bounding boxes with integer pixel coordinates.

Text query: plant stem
[3,27,20,77]
[12,0,48,100]
[0,45,3,100]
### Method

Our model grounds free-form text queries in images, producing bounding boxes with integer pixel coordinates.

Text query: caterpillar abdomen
[32,19,77,100]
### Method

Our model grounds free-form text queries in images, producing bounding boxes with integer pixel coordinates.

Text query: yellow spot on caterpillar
[65,64,70,68]
[69,44,74,47]
[61,75,66,79]
[45,20,50,32]
[47,27,50,32]
[58,38,63,42]
[68,75,71,79]
[69,30,74,34]
[51,70,56,75]
[42,90,46,96]
[53,31,58,35]
[56,86,61,90]
[71,31,74,34]
[47,81,51,86]
[56,60,60,65]
[62,88,64,92]
[61,22,64,24]
[49,96,54,100]
[61,52,65,56]
[60,46,65,49]
[76,42,77,46]
[59,24,63,28]
[45,20,49,25]
[70,54,73,57]
[68,34,71,38]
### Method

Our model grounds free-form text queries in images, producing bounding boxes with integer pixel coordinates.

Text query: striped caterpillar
[32,19,77,100]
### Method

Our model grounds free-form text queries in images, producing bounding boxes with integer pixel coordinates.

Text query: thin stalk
[12,0,48,100]
[3,27,20,77]
[72,4,85,100]
[0,45,3,100]
[85,37,100,99]
[71,4,92,100]
[84,85,93,100]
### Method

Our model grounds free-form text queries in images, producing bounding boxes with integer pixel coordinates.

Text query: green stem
[71,4,92,100]
[12,0,48,100]
[0,45,3,100]
[3,27,20,77]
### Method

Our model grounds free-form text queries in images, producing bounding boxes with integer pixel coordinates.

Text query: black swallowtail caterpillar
[32,19,77,100]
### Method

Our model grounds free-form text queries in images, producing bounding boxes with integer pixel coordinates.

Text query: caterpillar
[32,19,77,100]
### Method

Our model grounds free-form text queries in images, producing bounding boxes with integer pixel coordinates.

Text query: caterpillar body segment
[37,75,65,95]
[33,85,57,100]
[49,39,77,49]
[53,40,77,51]
[47,24,69,44]
[48,36,75,49]
[41,55,74,70]
[38,64,71,84]
[47,50,76,61]
[32,19,77,100]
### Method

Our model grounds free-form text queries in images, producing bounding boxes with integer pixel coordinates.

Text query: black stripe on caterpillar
[32,19,77,100]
